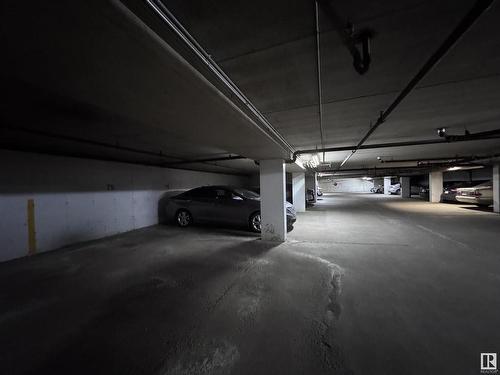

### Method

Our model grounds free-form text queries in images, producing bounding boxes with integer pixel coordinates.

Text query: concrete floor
[1,193,500,375]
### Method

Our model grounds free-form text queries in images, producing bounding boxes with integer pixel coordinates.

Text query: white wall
[319,178,374,193]
[0,150,249,262]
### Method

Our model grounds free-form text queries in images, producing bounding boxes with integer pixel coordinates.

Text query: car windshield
[234,188,260,199]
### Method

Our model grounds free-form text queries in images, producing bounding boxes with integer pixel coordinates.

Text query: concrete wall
[443,167,492,182]
[248,172,293,202]
[319,178,374,193]
[0,150,249,262]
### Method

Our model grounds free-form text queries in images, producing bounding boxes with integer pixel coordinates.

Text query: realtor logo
[481,353,498,373]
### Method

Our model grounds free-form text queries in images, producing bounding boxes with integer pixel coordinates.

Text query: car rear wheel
[176,209,192,227]
[249,212,261,233]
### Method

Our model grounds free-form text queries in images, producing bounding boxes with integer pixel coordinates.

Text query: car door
[188,187,217,222]
[213,188,247,225]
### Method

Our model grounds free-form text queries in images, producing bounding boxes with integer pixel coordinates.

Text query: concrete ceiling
[2,0,500,174]
[0,0,293,174]
[165,0,500,170]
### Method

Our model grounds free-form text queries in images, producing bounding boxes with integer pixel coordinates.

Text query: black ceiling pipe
[317,0,372,75]
[0,145,248,176]
[378,156,467,164]
[1,126,186,161]
[164,155,246,166]
[318,165,434,175]
[310,0,494,168]
[444,127,500,141]
[288,128,500,162]
[352,0,494,151]
[1,126,247,165]
[317,162,485,176]
[378,150,500,164]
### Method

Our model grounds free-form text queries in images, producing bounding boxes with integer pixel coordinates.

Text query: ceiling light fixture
[306,154,320,168]
[312,154,320,165]
[340,152,355,167]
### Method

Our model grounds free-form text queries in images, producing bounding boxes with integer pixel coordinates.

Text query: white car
[455,181,493,207]
[388,183,401,195]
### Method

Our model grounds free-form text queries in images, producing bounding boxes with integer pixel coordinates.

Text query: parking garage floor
[1,193,500,375]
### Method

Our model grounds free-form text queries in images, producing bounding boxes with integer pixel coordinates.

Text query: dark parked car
[165,186,297,232]
[419,186,429,199]
[306,188,315,203]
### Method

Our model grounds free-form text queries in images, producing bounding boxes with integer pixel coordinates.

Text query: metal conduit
[145,0,295,157]
[314,1,326,157]
[289,0,495,166]
[291,128,500,157]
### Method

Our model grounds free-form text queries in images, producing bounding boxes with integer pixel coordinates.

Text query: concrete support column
[400,176,411,198]
[305,173,317,203]
[429,171,443,203]
[384,177,392,195]
[493,164,500,213]
[292,172,306,212]
[314,173,318,196]
[259,159,286,242]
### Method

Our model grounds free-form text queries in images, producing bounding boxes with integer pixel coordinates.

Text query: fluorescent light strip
[340,152,354,167]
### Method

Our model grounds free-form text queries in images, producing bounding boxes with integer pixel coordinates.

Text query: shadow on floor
[0,229,280,375]
[460,205,494,213]
[161,222,260,238]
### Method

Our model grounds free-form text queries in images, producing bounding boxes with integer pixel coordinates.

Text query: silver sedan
[165,186,297,232]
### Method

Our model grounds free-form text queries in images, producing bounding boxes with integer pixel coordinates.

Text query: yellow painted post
[27,199,36,255]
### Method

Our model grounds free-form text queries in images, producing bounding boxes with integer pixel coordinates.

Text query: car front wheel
[176,209,192,227]
[249,212,261,233]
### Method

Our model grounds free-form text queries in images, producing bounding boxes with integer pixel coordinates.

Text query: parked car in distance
[419,187,429,200]
[165,186,297,232]
[455,181,493,207]
[306,188,315,203]
[388,183,401,195]
[316,187,323,197]
[410,185,421,195]
[440,181,483,203]
[371,185,383,193]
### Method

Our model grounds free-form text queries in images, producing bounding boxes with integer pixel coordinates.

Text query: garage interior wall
[443,168,492,182]
[319,178,374,193]
[0,150,250,262]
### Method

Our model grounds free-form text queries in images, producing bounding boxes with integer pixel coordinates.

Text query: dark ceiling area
[164,0,500,169]
[1,0,500,173]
